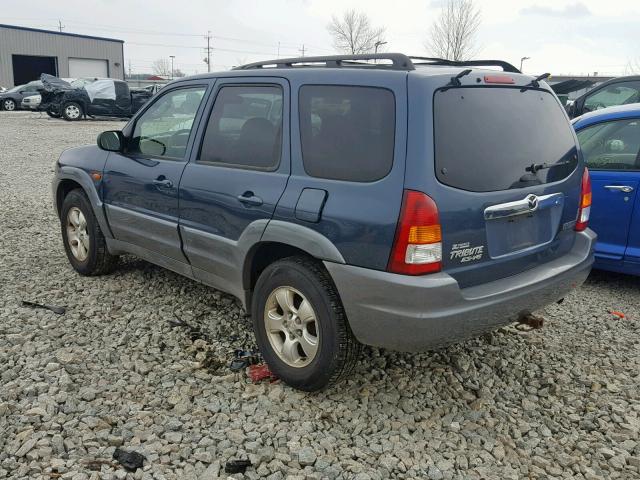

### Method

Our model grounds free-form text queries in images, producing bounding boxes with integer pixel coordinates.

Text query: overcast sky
[2,0,639,76]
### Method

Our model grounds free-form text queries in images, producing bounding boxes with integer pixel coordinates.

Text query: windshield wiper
[525,160,572,173]
[521,72,551,91]
[442,69,472,90]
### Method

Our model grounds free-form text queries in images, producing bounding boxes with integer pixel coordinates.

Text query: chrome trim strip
[484,193,563,220]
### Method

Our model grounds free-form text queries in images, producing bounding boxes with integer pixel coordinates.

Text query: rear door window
[299,85,395,182]
[199,85,283,170]
[434,87,578,192]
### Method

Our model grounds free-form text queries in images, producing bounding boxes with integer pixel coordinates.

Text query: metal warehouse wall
[0,25,124,87]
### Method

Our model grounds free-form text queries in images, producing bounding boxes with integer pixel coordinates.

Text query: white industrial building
[0,24,124,88]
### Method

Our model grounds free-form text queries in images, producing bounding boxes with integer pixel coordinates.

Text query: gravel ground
[1,110,640,480]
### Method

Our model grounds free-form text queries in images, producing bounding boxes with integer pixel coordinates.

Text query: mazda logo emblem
[527,194,539,211]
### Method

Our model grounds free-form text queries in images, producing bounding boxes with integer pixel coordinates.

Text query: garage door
[68,58,109,78]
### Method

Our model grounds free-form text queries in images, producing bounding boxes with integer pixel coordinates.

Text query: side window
[299,85,395,182]
[128,86,206,159]
[584,82,640,112]
[199,85,283,170]
[577,119,640,170]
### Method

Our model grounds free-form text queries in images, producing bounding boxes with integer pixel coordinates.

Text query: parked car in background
[21,94,41,110]
[38,74,154,121]
[573,104,640,275]
[567,75,640,118]
[0,80,42,111]
[140,84,166,94]
[52,54,595,391]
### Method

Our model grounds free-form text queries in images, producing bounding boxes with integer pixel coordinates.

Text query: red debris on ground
[248,363,277,383]
[608,310,626,319]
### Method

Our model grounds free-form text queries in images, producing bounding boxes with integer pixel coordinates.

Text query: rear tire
[60,189,118,275]
[62,102,83,121]
[251,256,361,391]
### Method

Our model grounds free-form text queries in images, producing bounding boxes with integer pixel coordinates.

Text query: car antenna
[443,69,472,90]
[521,72,551,91]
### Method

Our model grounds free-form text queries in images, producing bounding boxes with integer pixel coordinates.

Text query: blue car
[573,104,640,275]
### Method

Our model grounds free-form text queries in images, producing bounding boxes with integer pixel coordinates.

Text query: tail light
[388,190,442,275]
[575,167,591,231]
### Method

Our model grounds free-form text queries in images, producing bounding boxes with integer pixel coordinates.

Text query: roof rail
[409,56,521,73]
[233,53,416,71]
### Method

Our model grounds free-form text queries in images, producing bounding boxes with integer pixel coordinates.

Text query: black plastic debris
[113,448,145,472]
[21,300,65,315]
[225,459,251,474]
[229,349,261,372]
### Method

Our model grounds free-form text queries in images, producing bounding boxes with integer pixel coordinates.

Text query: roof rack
[233,53,415,71]
[233,53,520,74]
[409,56,521,73]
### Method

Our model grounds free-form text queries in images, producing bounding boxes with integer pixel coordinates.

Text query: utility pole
[374,41,387,54]
[169,55,175,80]
[128,60,132,79]
[58,20,64,32]
[277,42,281,59]
[205,31,212,73]
[299,44,306,57]
[520,56,530,72]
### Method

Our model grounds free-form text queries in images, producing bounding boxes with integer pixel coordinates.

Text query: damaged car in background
[38,74,154,121]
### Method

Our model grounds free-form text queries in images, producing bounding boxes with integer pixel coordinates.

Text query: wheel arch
[241,221,346,308]
[54,166,113,239]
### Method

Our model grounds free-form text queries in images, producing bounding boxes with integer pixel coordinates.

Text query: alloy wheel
[264,286,319,367]
[3,100,15,111]
[66,207,89,261]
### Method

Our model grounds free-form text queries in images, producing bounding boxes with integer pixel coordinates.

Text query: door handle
[237,191,263,206]
[604,185,634,193]
[153,178,173,188]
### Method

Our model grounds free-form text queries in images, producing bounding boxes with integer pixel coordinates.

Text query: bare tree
[625,57,640,75]
[426,0,481,61]
[151,58,171,77]
[327,10,386,55]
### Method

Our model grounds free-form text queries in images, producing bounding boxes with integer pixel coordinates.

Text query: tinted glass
[434,88,577,192]
[577,118,640,171]
[199,85,283,169]
[128,87,205,159]
[584,82,640,112]
[299,85,395,182]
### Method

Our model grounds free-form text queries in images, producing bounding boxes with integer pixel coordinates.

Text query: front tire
[46,108,61,118]
[62,102,83,121]
[251,256,361,391]
[2,99,16,111]
[60,189,118,275]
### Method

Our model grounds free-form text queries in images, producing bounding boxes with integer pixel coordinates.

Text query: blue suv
[53,54,595,391]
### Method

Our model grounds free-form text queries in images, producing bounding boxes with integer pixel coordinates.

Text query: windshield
[434,87,578,192]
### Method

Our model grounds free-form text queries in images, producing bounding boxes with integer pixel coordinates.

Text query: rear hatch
[407,73,583,288]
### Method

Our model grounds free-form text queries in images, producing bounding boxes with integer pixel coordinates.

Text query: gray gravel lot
[1,110,640,479]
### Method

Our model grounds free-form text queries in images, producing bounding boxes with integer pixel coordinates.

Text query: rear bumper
[325,229,596,351]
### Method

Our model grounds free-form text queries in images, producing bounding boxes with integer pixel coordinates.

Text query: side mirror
[97,130,125,152]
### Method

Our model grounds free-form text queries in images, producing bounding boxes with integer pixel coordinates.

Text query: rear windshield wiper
[525,160,572,173]
[443,69,472,90]
[521,72,551,91]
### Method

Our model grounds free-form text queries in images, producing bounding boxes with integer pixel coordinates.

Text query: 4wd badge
[450,242,484,263]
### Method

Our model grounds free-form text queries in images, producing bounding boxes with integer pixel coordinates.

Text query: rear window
[434,87,577,192]
[299,85,395,182]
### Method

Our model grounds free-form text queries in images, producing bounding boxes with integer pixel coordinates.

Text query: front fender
[52,165,113,239]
